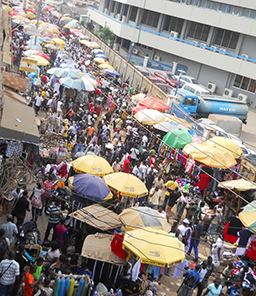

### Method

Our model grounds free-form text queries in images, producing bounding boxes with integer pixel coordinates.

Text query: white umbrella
[60,77,94,91]
[154,121,188,133]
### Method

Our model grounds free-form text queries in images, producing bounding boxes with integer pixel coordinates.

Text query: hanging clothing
[54,278,60,296]
[68,278,75,296]
[132,259,141,282]
[77,277,85,296]
[111,233,126,259]
[58,278,66,296]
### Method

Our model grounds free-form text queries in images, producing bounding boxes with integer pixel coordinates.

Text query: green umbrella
[163,128,192,149]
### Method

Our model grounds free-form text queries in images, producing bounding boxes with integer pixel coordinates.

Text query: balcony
[88,8,256,80]
[105,0,256,37]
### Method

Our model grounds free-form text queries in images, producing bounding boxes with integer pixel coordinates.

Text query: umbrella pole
[34,0,43,45]
[92,260,97,281]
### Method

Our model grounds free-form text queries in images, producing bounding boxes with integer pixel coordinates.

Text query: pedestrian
[0,250,20,296]
[24,265,39,296]
[1,215,18,247]
[203,278,223,296]
[176,219,192,252]
[30,183,44,223]
[54,219,68,253]
[0,229,9,261]
[11,190,30,226]
[211,237,224,270]
[44,201,62,242]
[34,92,42,115]
[123,155,131,174]
[177,264,201,296]
[148,186,162,209]
[187,220,202,259]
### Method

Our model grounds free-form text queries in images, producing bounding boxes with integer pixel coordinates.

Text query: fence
[83,28,169,102]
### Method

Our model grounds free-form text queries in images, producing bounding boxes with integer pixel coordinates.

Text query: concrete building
[88,0,256,105]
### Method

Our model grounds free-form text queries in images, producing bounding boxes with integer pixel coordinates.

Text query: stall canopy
[123,228,185,267]
[218,179,256,191]
[238,200,256,233]
[69,204,121,231]
[0,96,39,144]
[119,207,171,232]
[81,233,125,265]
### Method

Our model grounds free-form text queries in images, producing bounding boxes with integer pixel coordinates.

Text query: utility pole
[34,0,43,45]
[0,0,4,118]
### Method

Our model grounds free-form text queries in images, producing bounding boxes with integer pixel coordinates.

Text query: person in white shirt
[56,100,63,117]
[1,215,18,246]
[34,94,42,115]
[0,251,20,295]
[142,134,148,147]
[148,186,162,209]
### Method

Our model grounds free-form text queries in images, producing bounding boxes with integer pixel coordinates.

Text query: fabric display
[5,140,23,157]
[53,276,92,296]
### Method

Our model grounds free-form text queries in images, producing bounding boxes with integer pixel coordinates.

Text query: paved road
[241,108,256,150]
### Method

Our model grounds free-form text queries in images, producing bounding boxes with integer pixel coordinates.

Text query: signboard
[19,57,37,73]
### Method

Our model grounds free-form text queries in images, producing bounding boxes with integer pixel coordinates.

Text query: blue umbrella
[95,53,108,59]
[59,77,94,91]
[104,69,120,77]
[47,68,81,79]
[71,174,112,202]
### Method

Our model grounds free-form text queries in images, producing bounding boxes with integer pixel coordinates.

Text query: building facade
[88,0,256,105]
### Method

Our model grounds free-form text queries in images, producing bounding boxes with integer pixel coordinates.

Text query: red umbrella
[132,105,148,114]
[139,97,170,112]
[26,8,36,14]
[70,29,84,36]
[37,52,50,61]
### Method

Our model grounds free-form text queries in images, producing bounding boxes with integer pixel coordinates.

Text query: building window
[162,15,183,33]
[213,29,239,49]
[187,22,210,41]
[233,75,256,93]
[122,39,130,50]
[104,0,111,11]
[141,10,160,28]
[123,4,128,16]
[129,6,138,22]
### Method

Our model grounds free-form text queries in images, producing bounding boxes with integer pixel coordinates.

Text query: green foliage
[98,26,115,46]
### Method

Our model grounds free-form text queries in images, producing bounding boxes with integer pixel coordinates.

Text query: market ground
[241,108,256,149]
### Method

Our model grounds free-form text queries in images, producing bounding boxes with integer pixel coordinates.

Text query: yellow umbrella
[88,42,101,49]
[43,43,58,50]
[52,38,65,46]
[98,63,114,70]
[26,11,36,19]
[71,155,113,176]
[123,228,185,267]
[131,93,146,102]
[60,16,73,23]
[206,136,243,159]
[119,207,171,232]
[80,40,90,46]
[183,142,237,169]
[31,20,45,25]
[134,109,171,125]
[218,179,256,191]
[94,57,107,64]
[30,55,50,66]
[103,172,148,198]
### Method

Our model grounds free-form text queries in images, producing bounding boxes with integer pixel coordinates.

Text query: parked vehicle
[154,72,179,88]
[174,74,198,85]
[176,83,210,97]
[172,93,248,123]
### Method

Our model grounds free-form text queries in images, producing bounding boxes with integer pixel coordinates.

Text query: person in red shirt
[123,155,131,173]
[24,265,38,296]
[41,74,48,85]
[55,219,68,253]
[89,101,95,113]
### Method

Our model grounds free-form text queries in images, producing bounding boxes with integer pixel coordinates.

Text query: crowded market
[0,1,255,296]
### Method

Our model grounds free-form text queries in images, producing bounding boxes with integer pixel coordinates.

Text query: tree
[98,26,115,47]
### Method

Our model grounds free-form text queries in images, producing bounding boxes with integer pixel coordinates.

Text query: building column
[135,8,143,26]
[157,14,164,32]
[113,2,118,17]
[206,26,214,45]
[126,5,132,22]
[99,0,106,12]
[109,0,114,16]
[119,4,125,22]
[235,34,244,55]
[180,20,188,39]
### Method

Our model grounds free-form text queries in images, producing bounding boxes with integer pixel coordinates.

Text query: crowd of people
[3,3,256,296]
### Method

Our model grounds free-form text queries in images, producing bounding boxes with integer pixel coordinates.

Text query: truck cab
[180,94,199,115]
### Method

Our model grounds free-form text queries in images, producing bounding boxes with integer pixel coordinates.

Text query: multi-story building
[88,0,256,105]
